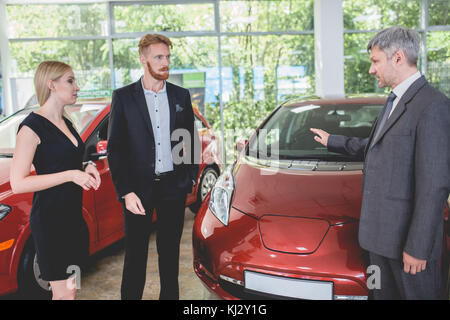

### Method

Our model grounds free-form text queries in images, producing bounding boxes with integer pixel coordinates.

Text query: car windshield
[0,103,106,156]
[247,102,383,162]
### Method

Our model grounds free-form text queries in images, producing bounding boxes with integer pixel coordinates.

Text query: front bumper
[193,205,368,300]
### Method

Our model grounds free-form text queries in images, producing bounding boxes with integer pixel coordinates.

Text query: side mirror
[89,140,107,160]
[235,139,248,153]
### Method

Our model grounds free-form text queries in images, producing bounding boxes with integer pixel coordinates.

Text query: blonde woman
[10,61,101,300]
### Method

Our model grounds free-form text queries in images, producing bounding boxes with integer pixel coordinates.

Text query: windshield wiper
[278,154,362,162]
[314,154,363,162]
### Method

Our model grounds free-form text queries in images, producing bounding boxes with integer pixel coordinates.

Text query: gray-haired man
[311,26,450,299]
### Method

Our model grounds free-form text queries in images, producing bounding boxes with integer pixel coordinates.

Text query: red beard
[147,62,169,80]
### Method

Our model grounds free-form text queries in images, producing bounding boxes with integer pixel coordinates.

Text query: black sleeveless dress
[18,112,89,281]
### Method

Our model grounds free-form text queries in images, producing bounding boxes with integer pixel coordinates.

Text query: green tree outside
[5,0,449,159]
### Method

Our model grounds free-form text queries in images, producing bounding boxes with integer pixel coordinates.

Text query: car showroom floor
[76,208,212,300]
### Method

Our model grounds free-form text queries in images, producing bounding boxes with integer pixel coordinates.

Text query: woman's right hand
[71,170,99,191]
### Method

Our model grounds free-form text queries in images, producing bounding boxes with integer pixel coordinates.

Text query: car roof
[282,95,387,108]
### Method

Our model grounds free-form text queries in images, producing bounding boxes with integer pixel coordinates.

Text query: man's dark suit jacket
[107,79,200,205]
[328,76,450,261]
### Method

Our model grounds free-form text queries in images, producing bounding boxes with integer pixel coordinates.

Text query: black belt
[153,171,174,182]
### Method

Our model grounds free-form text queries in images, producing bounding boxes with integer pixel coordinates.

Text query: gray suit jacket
[328,76,450,261]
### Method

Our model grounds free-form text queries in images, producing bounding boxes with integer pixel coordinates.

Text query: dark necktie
[370,91,397,147]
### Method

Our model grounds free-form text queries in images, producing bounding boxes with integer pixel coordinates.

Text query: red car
[0,101,221,297]
[193,96,450,300]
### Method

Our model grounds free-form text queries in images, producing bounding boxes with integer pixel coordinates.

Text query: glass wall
[5,0,316,162]
[216,34,315,133]
[113,3,215,33]
[219,0,314,32]
[426,0,450,96]
[343,0,450,96]
[4,0,449,158]
[429,0,449,26]
[0,54,3,117]
[7,3,111,108]
[427,31,450,95]
[217,0,315,136]
[7,3,108,38]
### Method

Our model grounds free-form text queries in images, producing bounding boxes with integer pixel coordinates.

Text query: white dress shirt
[141,78,174,174]
[389,71,421,118]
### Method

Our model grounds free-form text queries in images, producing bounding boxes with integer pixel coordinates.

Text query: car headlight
[0,204,11,221]
[209,165,235,226]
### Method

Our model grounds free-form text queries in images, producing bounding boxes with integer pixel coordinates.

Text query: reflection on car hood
[231,157,363,225]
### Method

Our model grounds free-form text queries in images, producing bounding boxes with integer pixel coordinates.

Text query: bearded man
[107,34,200,300]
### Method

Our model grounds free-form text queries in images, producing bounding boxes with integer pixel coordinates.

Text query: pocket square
[175,104,184,112]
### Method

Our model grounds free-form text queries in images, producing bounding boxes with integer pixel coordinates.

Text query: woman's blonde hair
[34,60,72,106]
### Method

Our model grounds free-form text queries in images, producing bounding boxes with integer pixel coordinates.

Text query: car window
[84,114,109,160]
[248,103,383,162]
[97,116,109,141]
[0,108,33,155]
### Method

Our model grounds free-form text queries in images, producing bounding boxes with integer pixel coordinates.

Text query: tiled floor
[76,208,212,300]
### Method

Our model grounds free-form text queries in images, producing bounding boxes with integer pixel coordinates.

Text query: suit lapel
[379,98,407,137]
[166,82,177,133]
[369,100,407,149]
[132,79,154,138]
[368,76,427,150]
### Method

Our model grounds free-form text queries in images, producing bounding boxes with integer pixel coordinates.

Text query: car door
[85,115,124,241]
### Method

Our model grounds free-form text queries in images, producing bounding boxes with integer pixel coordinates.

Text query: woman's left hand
[84,164,101,190]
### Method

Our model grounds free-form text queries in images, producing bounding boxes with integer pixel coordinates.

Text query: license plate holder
[244,270,333,300]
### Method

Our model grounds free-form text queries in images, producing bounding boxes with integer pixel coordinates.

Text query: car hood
[232,158,363,225]
[231,158,363,254]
